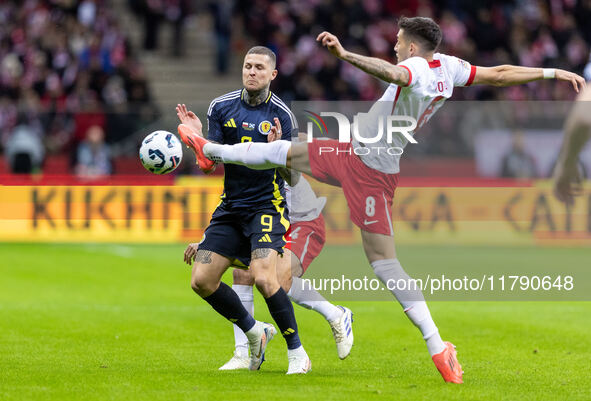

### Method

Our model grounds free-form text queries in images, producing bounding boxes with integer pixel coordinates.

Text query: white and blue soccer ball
[139,130,183,174]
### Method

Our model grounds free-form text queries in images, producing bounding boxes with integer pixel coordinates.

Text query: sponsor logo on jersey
[224,118,237,128]
[258,120,272,135]
[242,121,255,131]
[258,234,272,242]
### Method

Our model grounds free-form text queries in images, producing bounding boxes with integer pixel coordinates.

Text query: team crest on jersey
[242,121,255,131]
[258,120,272,135]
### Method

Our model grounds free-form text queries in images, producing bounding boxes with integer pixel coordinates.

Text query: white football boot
[286,346,311,375]
[328,306,354,359]
[218,350,250,370]
[247,322,277,370]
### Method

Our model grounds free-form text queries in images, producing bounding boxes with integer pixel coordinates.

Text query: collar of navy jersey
[240,89,273,107]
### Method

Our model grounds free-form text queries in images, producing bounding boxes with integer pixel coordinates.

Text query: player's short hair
[398,16,442,52]
[246,46,277,69]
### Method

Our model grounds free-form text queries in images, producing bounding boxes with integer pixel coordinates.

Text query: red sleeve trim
[399,65,412,87]
[465,65,477,86]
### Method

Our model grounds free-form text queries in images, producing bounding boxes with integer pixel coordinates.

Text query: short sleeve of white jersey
[439,54,477,87]
[397,56,430,88]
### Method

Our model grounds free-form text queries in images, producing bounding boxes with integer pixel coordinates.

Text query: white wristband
[542,68,556,79]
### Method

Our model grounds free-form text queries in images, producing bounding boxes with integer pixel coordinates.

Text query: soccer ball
[139,130,183,174]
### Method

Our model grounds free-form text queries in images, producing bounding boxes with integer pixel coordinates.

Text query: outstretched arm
[317,31,410,87]
[471,66,586,92]
[553,86,591,204]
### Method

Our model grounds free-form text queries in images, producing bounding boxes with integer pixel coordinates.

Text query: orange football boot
[178,124,215,173]
[432,341,463,383]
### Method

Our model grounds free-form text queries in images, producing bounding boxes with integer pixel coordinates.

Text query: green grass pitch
[1,243,590,401]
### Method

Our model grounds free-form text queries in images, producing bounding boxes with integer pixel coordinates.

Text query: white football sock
[232,284,254,358]
[371,258,445,356]
[203,140,290,169]
[287,345,307,358]
[287,277,343,322]
[405,302,445,356]
[244,320,264,344]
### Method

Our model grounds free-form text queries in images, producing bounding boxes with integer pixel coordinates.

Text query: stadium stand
[1,0,589,177]
[237,0,590,103]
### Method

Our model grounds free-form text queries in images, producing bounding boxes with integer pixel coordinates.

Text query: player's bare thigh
[190,250,232,297]
[360,230,397,263]
[249,248,282,297]
[286,142,313,175]
[232,252,294,291]
[287,248,305,278]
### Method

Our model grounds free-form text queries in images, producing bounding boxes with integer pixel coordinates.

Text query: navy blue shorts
[198,201,289,267]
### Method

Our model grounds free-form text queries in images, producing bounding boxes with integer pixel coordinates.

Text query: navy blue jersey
[207,89,296,208]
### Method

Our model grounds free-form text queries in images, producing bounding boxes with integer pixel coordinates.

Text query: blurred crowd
[0,0,157,175]
[236,0,591,103]
[2,0,591,178]
[229,0,591,168]
[127,0,191,57]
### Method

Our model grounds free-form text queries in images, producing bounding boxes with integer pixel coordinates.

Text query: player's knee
[189,276,204,295]
[190,273,217,297]
[253,275,270,292]
[232,268,254,286]
[253,274,279,297]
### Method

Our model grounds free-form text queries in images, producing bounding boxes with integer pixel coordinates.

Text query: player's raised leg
[219,268,254,370]
[178,124,216,173]
[179,122,314,175]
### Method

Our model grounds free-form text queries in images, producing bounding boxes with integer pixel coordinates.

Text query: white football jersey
[286,175,326,223]
[352,53,476,174]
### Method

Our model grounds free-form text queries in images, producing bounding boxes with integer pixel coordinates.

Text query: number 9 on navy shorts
[198,201,290,265]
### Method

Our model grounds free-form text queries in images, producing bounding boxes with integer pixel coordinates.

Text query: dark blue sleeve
[279,108,297,141]
[207,103,223,143]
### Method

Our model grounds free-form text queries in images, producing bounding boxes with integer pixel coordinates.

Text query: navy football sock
[265,288,301,350]
[203,282,256,333]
